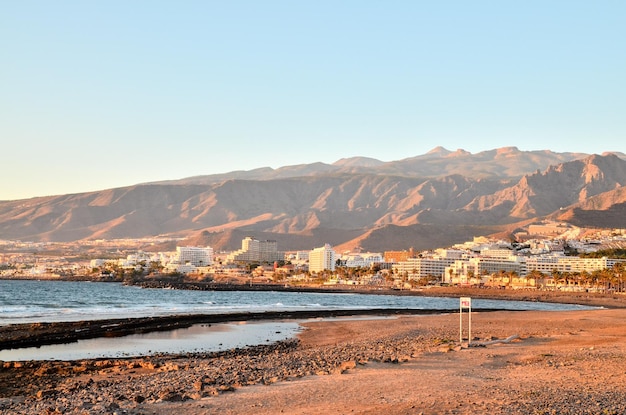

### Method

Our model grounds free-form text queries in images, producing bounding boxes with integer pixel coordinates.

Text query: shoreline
[1,285,624,352]
[2,287,626,413]
[133,280,626,309]
[0,283,626,350]
[0,308,512,352]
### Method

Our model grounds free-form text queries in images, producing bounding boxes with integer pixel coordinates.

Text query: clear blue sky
[1,1,625,200]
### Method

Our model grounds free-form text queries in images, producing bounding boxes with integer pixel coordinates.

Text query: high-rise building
[309,244,336,273]
[227,237,283,263]
[176,246,213,266]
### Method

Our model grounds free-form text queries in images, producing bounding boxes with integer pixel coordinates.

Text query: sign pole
[459,297,472,346]
[469,299,472,345]
[459,299,463,344]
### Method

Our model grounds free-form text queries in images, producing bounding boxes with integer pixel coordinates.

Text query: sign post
[459,297,472,346]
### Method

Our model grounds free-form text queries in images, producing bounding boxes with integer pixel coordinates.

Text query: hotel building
[309,244,337,273]
[227,237,283,263]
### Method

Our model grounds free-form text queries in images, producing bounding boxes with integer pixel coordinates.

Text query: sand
[152,308,626,415]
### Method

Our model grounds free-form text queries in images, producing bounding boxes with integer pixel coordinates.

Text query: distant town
[1,220,626,293]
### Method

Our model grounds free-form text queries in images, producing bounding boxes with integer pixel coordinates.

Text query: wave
[0,280,597,326]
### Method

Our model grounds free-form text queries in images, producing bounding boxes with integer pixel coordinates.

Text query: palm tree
[527,269,545,289]
[496,270,508,288]
[600,268,614,293]
[447,268,454,285]
[612,262,625,293]
[551,269,562,291]
[590,269,603,291]
[467,270,475,285]
[578,270,591,291]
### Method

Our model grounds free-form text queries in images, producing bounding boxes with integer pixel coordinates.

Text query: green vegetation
[580,248,626,259]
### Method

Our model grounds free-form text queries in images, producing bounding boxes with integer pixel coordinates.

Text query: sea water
[0,280,593,325]
[0,280,596,360]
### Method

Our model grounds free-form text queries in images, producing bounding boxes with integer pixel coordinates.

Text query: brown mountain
[1,149,625,251]
[552,185,626,229]
[455,153,626,221]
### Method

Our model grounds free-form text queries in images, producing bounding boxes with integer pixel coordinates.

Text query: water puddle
[0,321,302,361]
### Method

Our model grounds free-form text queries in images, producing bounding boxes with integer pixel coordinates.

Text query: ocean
[0,280,596,361]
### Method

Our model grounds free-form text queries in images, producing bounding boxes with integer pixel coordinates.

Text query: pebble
[2,325,626,414]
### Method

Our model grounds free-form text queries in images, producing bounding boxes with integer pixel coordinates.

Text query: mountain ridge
[150,147,618,186]
[1,148,625,251]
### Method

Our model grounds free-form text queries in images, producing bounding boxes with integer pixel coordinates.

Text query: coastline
[133,280,626,309]
[0,308,475,351]
[3,287,626,414]
[1,284,620,351]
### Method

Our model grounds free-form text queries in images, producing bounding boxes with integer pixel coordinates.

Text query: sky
[1,1,625,200]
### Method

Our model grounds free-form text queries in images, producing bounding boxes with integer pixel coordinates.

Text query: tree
[590,270,603,291]
[527,269,545,288]
[612,262,625,292]
[551,269,562,290]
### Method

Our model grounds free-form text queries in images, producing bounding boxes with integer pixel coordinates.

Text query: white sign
[460,297,471,309]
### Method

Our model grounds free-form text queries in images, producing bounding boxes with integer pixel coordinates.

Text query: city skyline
[2,1,625,200]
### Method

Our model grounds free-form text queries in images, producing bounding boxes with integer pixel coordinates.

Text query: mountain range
[1,146,625,252]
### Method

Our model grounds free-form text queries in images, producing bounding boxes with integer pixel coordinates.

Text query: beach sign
[459,297,472,345]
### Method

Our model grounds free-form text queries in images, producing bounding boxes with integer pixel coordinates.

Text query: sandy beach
[2,288,626,414]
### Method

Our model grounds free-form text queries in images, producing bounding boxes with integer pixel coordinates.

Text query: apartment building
[177,246,214,266]
[227,237,283,263]
[525,254,626,275]
[309,244,336,273]
[444,256,527,284]
[340,252,383,268]
[392,249,467,280]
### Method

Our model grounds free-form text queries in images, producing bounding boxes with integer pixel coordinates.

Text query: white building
[161,246,214,274]
[340,252,383,268]
[309,244,336,273]
[227,237,283,263]
[392,249,468,281]
[177,246,214,267]
[444,256,527,284]
[526,254,626,275]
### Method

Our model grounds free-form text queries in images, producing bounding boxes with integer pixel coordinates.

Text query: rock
[158,389,184,402]
[159,362,180,371]
[139,360,159,369]
[334,360,357,374]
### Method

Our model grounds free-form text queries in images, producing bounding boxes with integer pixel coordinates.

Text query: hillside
[1,148,625,251]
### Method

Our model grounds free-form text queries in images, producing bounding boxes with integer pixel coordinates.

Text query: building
[161,246,214,274]
[528,222,573,237]
[384,249,415,263]
[525,254,626,275]
[226,237,283,263]
[177,246,214,267]
[444,256,527,284]
[339,252,383,268]
[309,244,336,273]
[392,249,468,281]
